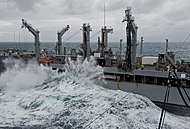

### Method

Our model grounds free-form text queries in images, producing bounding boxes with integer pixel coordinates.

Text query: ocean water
[0,42,190,128]
[0,41,190,60]
[0,57,190,128]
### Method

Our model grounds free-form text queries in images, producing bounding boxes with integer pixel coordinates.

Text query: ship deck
[103,80,190,116]
[103,67,190,116]
[104,67,190,86]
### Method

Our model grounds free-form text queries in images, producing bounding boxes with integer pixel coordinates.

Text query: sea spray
[0,57,189,128]
[64,56,104,83]
[0,58,56,95]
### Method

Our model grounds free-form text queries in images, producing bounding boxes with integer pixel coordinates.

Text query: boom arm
[21,19,39,36]
[58,25,69,37]
[21,19,40,60]
[56,25,70,55]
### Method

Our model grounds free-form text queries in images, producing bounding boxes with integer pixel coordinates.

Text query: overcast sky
[0,0,190,43]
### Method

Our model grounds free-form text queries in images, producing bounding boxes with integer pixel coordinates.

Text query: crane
[56,25,70,55]
[101,26,113,57]
[122,7,138,70]
[81,23,91,60]
[21,19,40,60]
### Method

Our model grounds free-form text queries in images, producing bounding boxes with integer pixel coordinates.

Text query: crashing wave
[0,58,189,129]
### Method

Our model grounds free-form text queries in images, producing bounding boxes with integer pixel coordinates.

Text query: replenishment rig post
[21,19,40,60]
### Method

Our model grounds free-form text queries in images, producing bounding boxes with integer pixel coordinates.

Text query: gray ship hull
[103,80,190,116]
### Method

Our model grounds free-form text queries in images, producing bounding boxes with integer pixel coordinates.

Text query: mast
[97,36,101,52]
[18,31,20,43]
[101,26,113,56]
[164,39,175,66]
[82,23,92,60]
[140,37,143,57]
[21,19,40,60]
[104,0,106,27]
[122,7,138,70]
[100,0,113,57]
[119,39,122,61]
[56,25,70,55]
[166,38,168,52]
[14,32,15,43]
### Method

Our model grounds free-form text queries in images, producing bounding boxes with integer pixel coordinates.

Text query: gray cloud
[61,0,95,15]
[6,0,38,12]
[133,0,166,14]
[164,0,190,22]
[0,0,190,42]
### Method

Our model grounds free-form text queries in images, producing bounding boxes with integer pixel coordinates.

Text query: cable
[161,87,170,129]
[173,70,190,105]
[65,30,100,54]
[176,86,190,108]
[182,86,190,102]
[63,29,81,42]
[90,30,100,40]
[81,84,140,129]
[63,30,99,53]
[158,72,171,129]
[159,86,170,129]
[175,33,190,53]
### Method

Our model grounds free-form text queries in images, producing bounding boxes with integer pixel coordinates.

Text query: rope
[161,86,170,128]
[182,86,190,102]
[176,86,190,108]
[63,30,100,53]
[173,70,190,106]
[158,72,171,129]
[82,84,140,129]
[158,69,190,129]
[175,33,190,53]
[63,29,81,42]
[161,85,170,129]
[90,30,100,40]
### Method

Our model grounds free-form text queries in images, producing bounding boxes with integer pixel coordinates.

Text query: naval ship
[0,7,190,117]
[96,7,190,116]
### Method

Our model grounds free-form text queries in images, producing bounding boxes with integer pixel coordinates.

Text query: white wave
[64,56,104,80]
[0,58,56,96]
[0,57,189,128]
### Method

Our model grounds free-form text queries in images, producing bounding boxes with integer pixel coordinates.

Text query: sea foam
[0,57,189,129]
